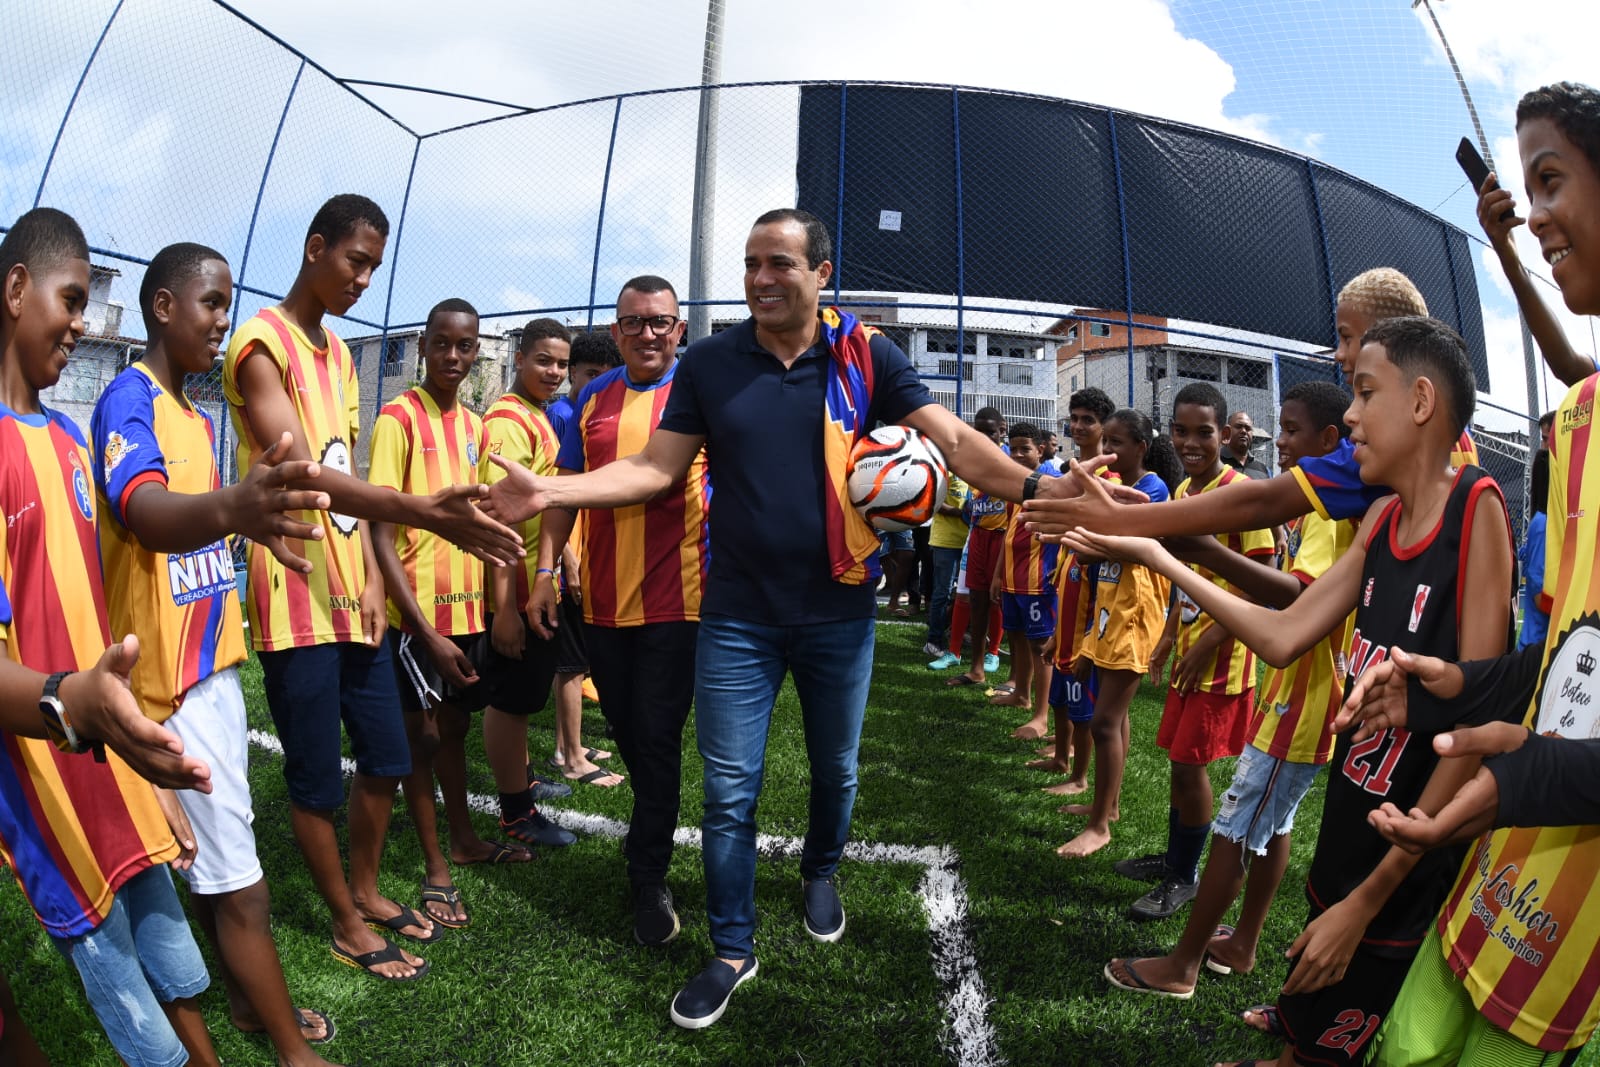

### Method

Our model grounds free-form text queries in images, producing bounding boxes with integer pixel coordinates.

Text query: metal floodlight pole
[1413,0,1541,507]
[687,0,725,344]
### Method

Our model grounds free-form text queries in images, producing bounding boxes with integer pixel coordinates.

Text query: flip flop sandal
[1204,924,1238,975]
[567,766,625,786]
[421,883,469,929]
[364,904,445,944]
[1102,958,1194,1000]
[456,839,533,865]
[330,937,430,982]
[295,1007,336,1045]
[1241,1004,1285,1039]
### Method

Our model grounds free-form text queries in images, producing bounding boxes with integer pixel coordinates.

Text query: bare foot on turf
[1043,778,1088,796]
[1206,932,1256,975]
[1106,956,1196,996]
[946,672,985,687]
[1036,744,1055,756]
[1056,826,1112,857]
[990,691,1027,708]
[1010,721,1048,740]
[1057,802,1117,820]
[1026,756,1071,772]
[1241,1007,1279,1034]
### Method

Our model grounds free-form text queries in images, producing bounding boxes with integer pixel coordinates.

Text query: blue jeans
[696,613,876,959]
[924,546,962,647]
[51,865,209,1067]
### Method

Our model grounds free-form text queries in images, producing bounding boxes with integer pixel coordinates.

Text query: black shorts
[1276,942,1414,1067]
[389,630,490,714]
[553,596,588,675]
[480,613,558,717]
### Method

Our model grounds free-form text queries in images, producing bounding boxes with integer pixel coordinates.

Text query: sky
[3,0,1595,429]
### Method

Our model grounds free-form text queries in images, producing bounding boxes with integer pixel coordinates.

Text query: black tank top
[1306,466,1507,957]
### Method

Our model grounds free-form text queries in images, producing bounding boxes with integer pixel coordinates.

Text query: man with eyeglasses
[527,275,710,949]
[485,211,1050,1029]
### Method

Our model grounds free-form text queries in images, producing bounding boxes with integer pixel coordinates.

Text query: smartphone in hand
[1457,137,1513,222]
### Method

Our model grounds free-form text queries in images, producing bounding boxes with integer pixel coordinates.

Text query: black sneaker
[633,883,680,946]
[526,769,573,801]
[802,877,846,942]
[669,957,758,1030]
[1128,876,1199,920]
[1112,852,1170,883]
[500,810,577,848]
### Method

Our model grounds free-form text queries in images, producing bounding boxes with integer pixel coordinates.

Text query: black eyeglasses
[616,315,680,336]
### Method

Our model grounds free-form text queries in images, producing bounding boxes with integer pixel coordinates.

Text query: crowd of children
[3,79,1600,1067]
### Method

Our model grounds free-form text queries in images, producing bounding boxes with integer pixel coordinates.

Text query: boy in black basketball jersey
[1065,316,1514,1067]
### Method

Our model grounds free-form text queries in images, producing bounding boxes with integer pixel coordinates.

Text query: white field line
[245,729,1002,1066]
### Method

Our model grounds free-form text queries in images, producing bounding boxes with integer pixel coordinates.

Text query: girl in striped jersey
[1056,408,1181,860]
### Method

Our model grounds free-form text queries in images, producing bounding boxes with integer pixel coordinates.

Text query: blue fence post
[1106,111,1137,409]
[372,138,424,427]
[586,96,624,331]
[952,88,966,419]
[833,84,847,309]
[33,0,126,208]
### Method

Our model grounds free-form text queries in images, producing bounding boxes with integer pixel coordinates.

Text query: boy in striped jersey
[990,421,1060,741]
[94,242,339,1063]
[371,298,518,927]
[1104,381,1356,998]
[0,208,221,1067]
[1338,81,1600,1067]
[1126,382,1275,921]
[224,195,521,981]
[477,321,583,850]
[1069,317,1513,1067]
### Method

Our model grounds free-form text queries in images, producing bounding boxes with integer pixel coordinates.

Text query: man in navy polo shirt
[484,208,1045,1029]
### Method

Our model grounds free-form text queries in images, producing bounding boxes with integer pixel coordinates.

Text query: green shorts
[1368,926,1585,1067]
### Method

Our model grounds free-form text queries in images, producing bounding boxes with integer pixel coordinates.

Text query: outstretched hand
[61,636,212,793]
[424,478,524,567]
[1332,646,1463,741]
[480,454,562,528]
[1024,456,1148,540]
[1059,528,1162,568]
[233,432,328,573]
[1366,724,1524,853]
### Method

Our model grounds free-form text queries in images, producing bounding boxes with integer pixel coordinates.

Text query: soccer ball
[847,426,949,532]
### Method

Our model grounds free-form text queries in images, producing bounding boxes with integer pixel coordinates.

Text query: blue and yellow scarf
[819,307,883,585]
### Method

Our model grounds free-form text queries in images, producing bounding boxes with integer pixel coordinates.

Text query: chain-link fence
[4,0,1522,501]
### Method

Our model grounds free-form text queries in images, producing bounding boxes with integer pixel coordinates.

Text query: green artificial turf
[2,616,1594,1065]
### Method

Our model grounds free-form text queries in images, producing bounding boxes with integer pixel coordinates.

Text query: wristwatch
[39,672,88,754]
[1021,471,1043,502]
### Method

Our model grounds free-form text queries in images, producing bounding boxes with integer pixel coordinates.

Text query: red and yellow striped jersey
[1172,467,1276,695]
[0,408,178,938]
[1001,500,1058,595]
[369,387,487,636]
[1434,375,1600,1052]
[556,364,710,627]
[1079,471,1171,674]
[1248,511,1357,765]
[1453,428,1479,469]
[1052,549,1095,670]
[92,363,247,722]
[480,393,559,615]
[222,308,366,650]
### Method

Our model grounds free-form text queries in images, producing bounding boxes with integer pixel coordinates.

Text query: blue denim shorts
[878,528,914,554]
[1212,744,1323,855]
[259,641,412,810]
[51,865,209,1067]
